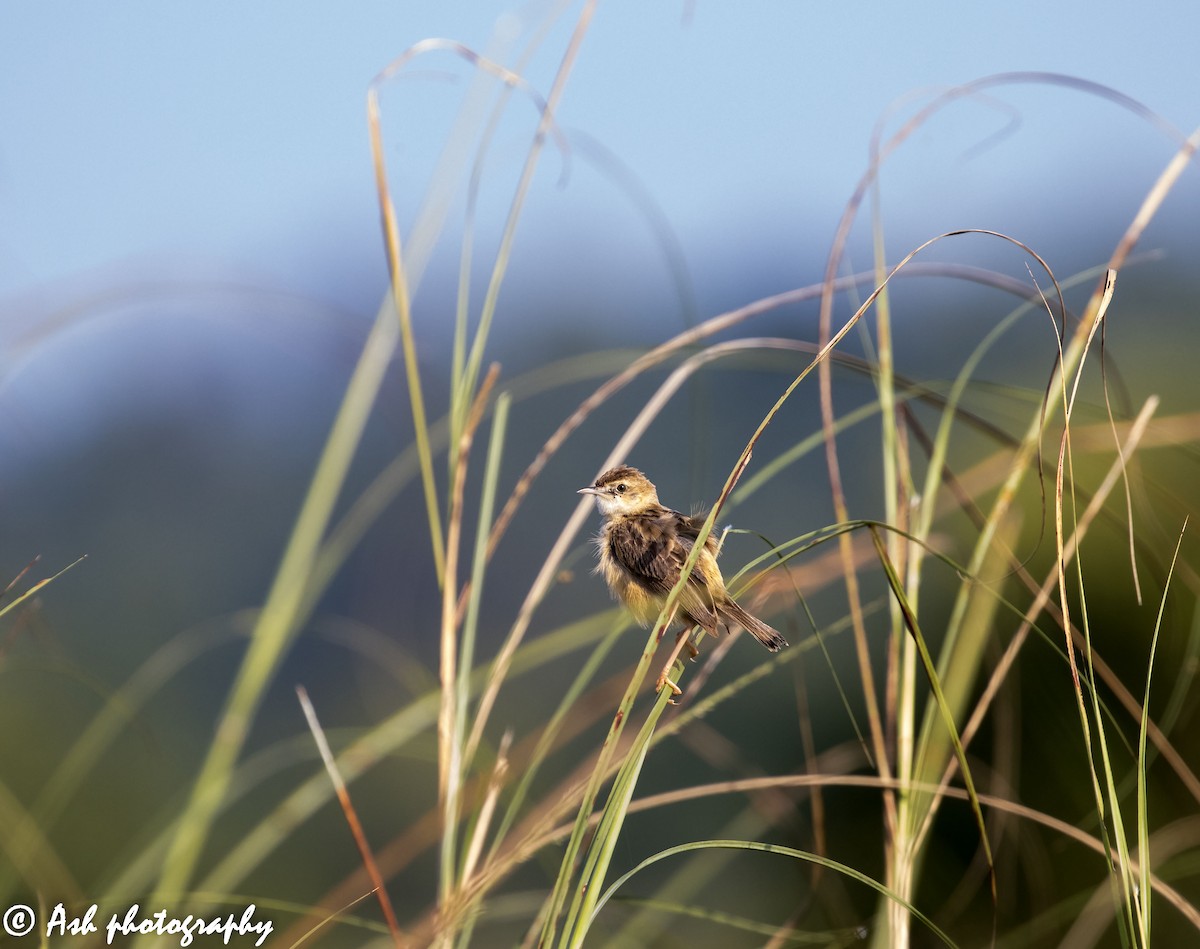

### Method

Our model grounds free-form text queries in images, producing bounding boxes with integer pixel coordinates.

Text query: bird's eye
[616,483,627,493]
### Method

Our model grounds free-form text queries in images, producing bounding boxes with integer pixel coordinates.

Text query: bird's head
[577,465,660,516]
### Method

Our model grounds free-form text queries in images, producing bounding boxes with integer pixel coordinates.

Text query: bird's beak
[577,486,599,496]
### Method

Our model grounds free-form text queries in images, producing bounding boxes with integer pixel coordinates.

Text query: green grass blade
[457,392,511,771]
[149,300,401,906]
[563,704,660,948]
[368,84,445,578]
[538,618,665,946]
[611,896,863,945]
[186,612,615,903]
[457,6,594,423]
[868,525,996,900]
[0,555,86,621]
[484,619,627,871]
[591,839,961,948]
[1137,519,1187,944]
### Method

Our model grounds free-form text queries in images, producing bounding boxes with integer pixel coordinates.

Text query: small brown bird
[578,465,786,695]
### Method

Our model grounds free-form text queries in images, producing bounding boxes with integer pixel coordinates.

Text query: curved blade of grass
[915,263,1113,645]
[562,697,663,948]
[1137,519,1188,944]
[590,839,960,948]
[612,897,862,945]
[187,610,618,902]
[537,610,672,946]
[1054,272,1138,943]
[611,777,1200,933]
[147,296,401,909]
[538,568,863,945]
[731,527,876,769]
[465,263,1070,720]
[482,618,627,874]
[455,4,595,435]
[867,525,996,904]
[822,232,1064,866]
[421,625,849,945]
[368,38,566,581]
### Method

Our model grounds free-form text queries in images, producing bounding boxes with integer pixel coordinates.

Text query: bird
[578,464,786,695]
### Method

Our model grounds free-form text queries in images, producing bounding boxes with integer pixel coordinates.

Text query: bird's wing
[609,511,676,583]
[608,510,719,630]
[675,507,721,555]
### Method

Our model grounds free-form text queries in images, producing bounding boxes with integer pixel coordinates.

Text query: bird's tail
[720,599,787,652]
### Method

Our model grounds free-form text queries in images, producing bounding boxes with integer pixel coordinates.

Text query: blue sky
[3,1,1198,480]
[2,2,1196,309]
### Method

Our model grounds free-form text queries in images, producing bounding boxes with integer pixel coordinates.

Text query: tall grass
[8,9,1200,949]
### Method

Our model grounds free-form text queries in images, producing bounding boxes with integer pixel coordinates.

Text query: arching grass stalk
[367,17,597,944]
[909,394,1166,879]
[561,695,666,948]
[367,37,567,584]
[815,71,1194,948]
[535,614,675,946]
[544,232,962,947]
[599,779,1200,933]
[144,293,403,918]
[454,4,597,452]
[134,33,553,926]
[1136,521,1188,945]
[591,840,960,948]
[882,261,1104,948]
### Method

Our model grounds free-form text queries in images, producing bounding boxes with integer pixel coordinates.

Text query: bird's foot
[655,624,696,701]
[655,667,683,700]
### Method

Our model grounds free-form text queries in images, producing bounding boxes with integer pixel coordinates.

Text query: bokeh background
[2,3,1199,946]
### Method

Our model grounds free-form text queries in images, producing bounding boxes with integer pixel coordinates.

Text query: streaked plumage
[578,465,787,652]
